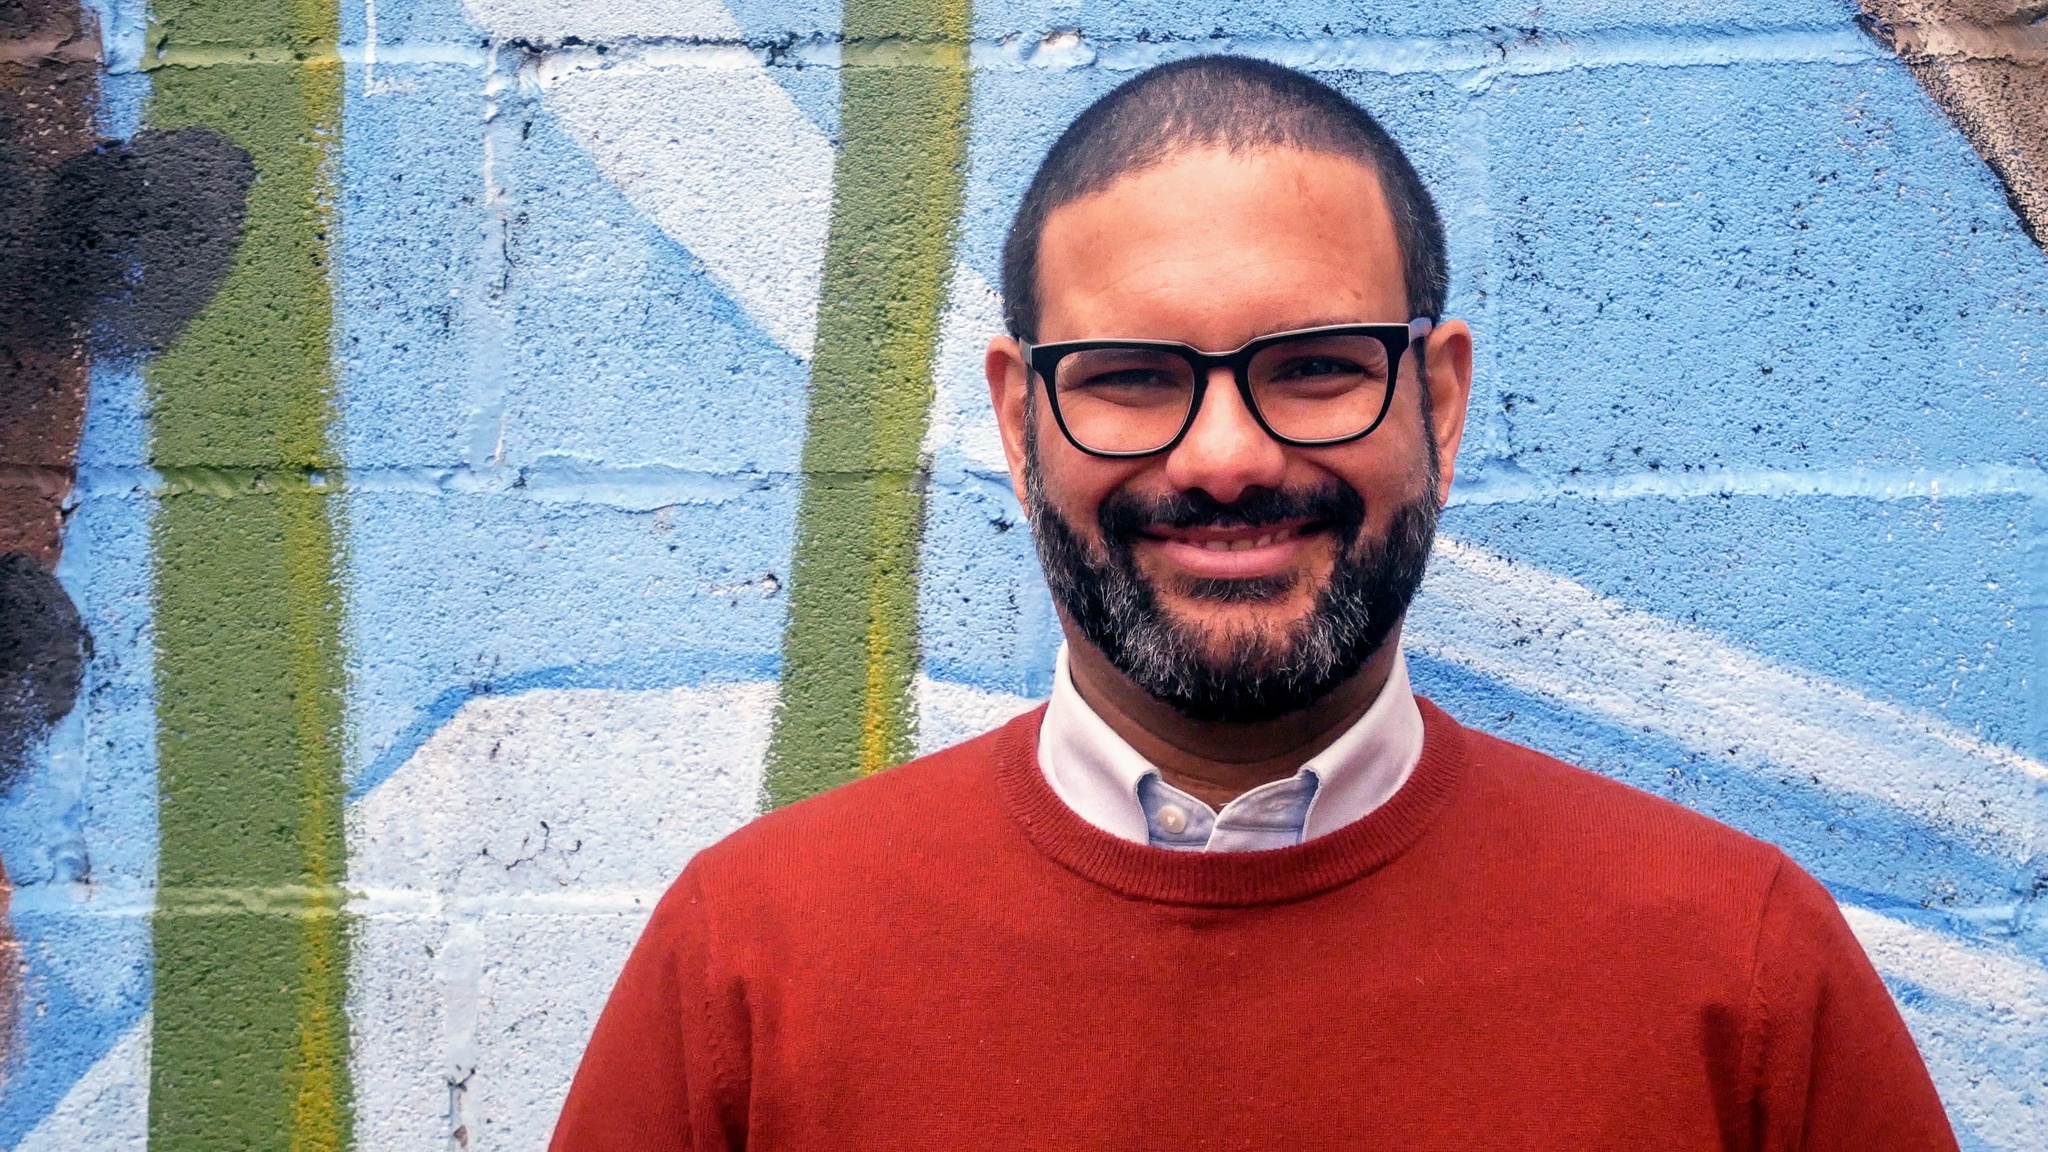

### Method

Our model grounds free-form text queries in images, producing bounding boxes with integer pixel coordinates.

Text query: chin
[1159,596,1320,655]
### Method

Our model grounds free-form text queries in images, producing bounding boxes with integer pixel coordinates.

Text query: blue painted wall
[1,0,2042,1145]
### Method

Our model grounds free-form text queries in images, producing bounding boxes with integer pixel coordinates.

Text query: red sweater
[553,700,1955,1150]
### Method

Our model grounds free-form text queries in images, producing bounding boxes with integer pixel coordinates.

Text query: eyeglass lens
[1053,332,1395,454]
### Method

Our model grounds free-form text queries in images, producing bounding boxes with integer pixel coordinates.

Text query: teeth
[1194,531,1288,552]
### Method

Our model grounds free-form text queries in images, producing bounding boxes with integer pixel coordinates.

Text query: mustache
[1096,482,1369,550]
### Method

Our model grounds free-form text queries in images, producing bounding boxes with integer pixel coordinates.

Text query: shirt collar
[1037,645,1158,845]
[1300,649,1422,840]
[1037,644,1424,848]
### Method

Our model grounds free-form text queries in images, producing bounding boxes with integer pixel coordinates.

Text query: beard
[1024,423,1439,724]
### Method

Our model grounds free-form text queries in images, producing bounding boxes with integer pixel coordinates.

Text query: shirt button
[1157,804,1188,834]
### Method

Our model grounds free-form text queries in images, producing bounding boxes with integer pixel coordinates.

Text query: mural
[2,0,260,1135]
[0,0,2043,1147]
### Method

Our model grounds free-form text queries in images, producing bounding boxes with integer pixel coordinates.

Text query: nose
[1161,367,1287,504]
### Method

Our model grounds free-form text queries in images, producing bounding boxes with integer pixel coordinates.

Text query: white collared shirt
[1037,644,1424,851]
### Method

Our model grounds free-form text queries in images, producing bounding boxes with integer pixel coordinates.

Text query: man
[553,57,1954,1149]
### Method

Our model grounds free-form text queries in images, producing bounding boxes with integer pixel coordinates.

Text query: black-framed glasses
[1020,319,1433,459]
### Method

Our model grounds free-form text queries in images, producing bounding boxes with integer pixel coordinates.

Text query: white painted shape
[348,912,450,1150]
[349,682,773,1150]
[914,674,1042,757]
[542,65,832,359]
[1409,538,2047,857]
[16,1014,149,1152]
[439,918,488,1144]
[1844,906,2048,1023]
[353,908,654,1151]
[457,2,832,361]
[1847,907,2048,1152]
[456,912,653,1148]
[350,682,772,897]
[923,266,1011,474]
[1894,1007,2044,1152]
[459,0,742,42]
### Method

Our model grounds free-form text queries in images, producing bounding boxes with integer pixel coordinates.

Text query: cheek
[1031,448,1147,531]
[1350,387,1437,487]
[1320,425,1415,481]
[1315,445,1434,535]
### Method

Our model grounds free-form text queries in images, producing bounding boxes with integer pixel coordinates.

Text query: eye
[1270,355,1366,381]
[1076,367,1182,391]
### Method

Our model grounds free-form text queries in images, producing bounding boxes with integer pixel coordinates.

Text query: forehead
[1034,146,1406,346]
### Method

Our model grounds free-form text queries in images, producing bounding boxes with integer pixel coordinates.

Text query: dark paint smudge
[0,554,82,785]
[37,129,257,356]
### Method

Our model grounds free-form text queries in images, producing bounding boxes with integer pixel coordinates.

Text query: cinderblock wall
[0,0,2044,1146]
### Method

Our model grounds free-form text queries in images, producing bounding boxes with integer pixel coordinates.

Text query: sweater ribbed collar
[995,697,1472,907]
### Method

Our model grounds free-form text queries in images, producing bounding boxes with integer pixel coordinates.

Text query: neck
[1064,624,1404,811]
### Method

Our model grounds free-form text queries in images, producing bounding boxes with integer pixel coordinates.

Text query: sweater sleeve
[1747,857,1957,1152]
[551,865,748,1151]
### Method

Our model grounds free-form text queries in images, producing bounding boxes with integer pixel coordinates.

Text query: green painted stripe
[764,0,974,806]
[146,0,352,1146]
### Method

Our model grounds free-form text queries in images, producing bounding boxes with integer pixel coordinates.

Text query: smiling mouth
[1133,519,1334,586]
[1146,519,1320,549]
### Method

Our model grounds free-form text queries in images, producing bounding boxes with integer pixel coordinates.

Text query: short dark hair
[1001,56,1449,342]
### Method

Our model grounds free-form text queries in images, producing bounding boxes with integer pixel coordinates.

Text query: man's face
[987,146,1473,721]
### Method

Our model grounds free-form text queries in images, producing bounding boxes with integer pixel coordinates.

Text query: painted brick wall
[0,0,2044,1147]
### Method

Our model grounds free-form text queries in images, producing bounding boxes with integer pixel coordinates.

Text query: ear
[1421,319,1473,501]
[986,336,1035,513]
